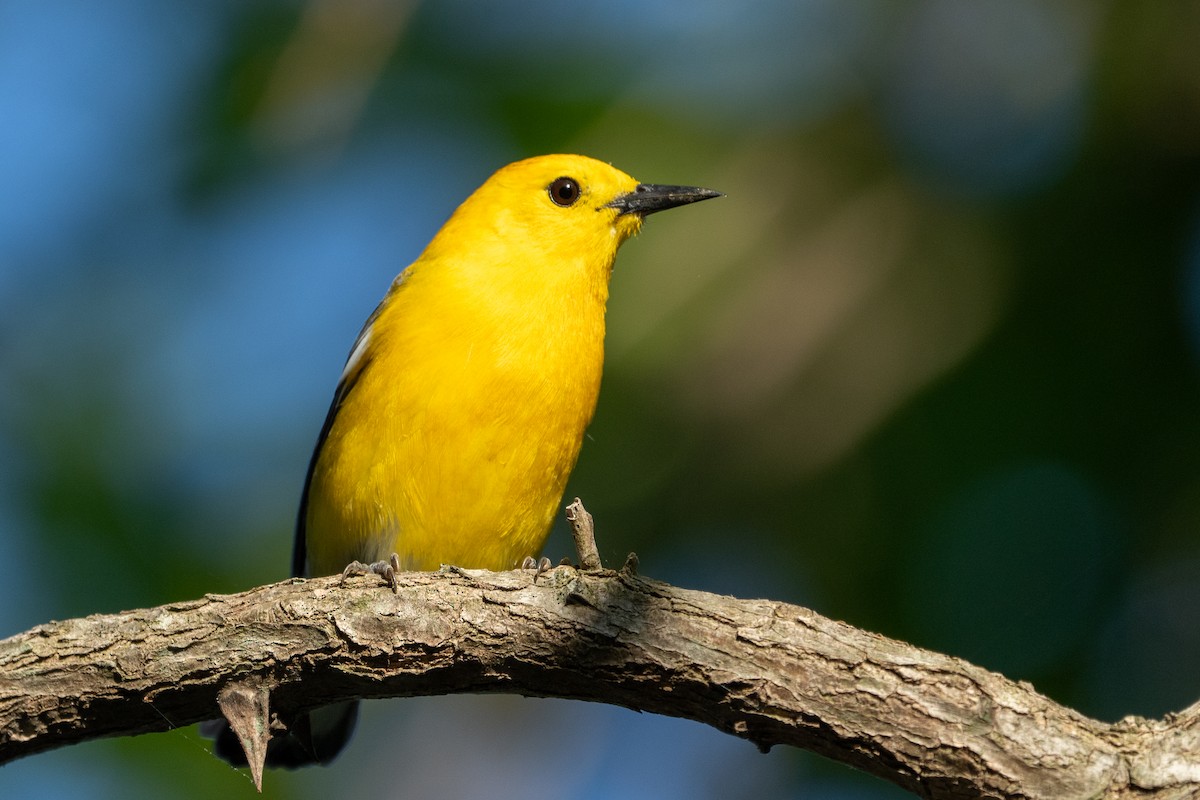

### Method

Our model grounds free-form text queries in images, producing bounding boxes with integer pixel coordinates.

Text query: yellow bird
[212,154,720,768]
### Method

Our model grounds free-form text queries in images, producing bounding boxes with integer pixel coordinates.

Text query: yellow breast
[305,262,607,572]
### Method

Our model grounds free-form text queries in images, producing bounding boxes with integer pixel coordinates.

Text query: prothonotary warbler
[211,154,721,768]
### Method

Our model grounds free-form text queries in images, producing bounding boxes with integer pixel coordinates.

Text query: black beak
[605,183,723,216]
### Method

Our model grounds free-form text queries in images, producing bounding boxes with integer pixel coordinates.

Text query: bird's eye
[548,177,581,207]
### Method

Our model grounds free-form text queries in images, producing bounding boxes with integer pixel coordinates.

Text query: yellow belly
[303,285,605,575]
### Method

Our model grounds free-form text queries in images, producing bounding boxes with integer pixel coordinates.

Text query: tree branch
[2,562,1198,798]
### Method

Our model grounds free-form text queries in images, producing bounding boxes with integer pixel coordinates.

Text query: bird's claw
[521,555,554,581]
[341,553,401,592]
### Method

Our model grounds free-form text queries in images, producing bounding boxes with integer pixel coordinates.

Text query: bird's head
[423,155,720,285]
[407,154,720,330]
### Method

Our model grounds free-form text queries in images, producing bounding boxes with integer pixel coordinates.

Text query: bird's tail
[204,700,359,769]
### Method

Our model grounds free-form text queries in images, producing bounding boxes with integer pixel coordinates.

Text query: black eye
[548,176,581,207]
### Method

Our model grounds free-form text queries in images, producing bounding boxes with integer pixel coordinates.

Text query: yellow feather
[300,154,718,576]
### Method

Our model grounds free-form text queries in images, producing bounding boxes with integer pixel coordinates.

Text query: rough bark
[1,564,1198,798]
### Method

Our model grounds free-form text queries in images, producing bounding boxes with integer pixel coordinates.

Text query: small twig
[216,679,271,791]
[564,497,602,570]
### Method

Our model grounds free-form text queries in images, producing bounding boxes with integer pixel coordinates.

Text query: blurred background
[3,0,1200,797]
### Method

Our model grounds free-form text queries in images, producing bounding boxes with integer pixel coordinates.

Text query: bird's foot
[341,553,400,593]
[521,555,555,581]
